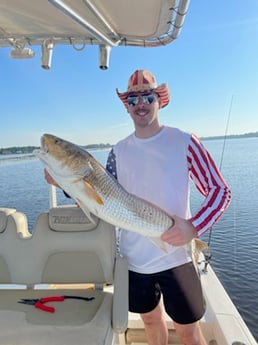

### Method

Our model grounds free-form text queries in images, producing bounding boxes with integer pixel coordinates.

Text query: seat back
[33,206,117,286]
[0,206,117,286]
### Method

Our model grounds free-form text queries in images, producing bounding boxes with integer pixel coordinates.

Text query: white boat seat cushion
[0,206,128,345]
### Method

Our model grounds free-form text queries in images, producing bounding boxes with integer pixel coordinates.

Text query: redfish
[34,133,175,251]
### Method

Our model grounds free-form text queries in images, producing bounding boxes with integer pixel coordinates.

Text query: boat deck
[117,301,215,345]
[119,312,183,345]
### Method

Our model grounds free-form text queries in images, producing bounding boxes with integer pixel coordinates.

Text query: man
[45,69,231,345]
[105,70,231,345]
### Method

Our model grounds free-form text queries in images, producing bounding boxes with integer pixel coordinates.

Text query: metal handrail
[48,0,121,47]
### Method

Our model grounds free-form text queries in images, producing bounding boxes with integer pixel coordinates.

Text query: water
[0,139,258,339]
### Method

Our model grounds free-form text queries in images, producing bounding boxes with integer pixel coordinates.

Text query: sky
[1,0,258,147]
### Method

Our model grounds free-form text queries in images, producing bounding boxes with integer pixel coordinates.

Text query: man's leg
[174,320,207,345]
[129,271,166,344]
[159,263,207,344]
[140,302,168,345]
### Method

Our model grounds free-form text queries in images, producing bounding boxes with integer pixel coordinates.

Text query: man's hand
[160,215,198,246]
[44,169,59,187]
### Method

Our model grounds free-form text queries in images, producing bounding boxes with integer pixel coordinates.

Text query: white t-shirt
[112,127,192,273]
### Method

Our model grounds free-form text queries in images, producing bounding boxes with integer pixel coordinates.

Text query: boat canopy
[0,0,190,69]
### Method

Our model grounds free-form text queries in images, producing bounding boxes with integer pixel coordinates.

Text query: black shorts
[129,262,206,324]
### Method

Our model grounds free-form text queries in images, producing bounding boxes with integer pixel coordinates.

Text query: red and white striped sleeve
[187,134,231,236]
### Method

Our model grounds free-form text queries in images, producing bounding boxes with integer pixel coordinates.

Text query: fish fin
[189,239,209,269]
[75,198,97,224]
[82,180,104,205]
[194,238,208,253]
[149,237,168,253]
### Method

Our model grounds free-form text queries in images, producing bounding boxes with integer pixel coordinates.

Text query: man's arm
[161,134,231,246]
[187,134,231,236]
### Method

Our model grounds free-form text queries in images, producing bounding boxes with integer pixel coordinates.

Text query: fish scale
[86,158,173,235]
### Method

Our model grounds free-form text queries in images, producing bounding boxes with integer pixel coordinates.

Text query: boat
[0,1,257,344]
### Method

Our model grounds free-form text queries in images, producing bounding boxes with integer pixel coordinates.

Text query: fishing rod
[219,95,234,170]
[202,95,234,272]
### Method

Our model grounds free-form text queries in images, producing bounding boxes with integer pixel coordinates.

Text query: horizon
[1,0,258,147]
[1,130,257,151]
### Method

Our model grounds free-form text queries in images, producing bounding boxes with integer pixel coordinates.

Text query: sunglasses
[126,94,156,106]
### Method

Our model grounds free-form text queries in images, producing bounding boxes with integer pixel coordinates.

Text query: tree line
[0,143,112,155]
[201,131,258,141]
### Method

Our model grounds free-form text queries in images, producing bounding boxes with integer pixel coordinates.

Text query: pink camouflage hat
[116,70,170,109]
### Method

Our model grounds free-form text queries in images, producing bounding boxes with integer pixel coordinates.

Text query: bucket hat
[116,70,170,109]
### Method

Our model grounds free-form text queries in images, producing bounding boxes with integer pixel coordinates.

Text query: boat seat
[0,206,128,345]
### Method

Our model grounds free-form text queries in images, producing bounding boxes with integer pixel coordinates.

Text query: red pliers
[18,295,94,313]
